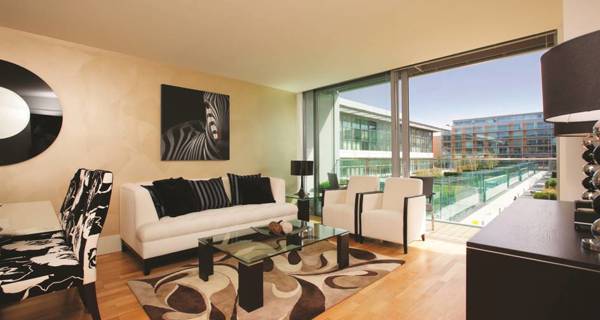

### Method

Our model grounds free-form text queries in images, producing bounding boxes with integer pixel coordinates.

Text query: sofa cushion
[238,177,275,205]
[152,177,197,217]
[189,177,230,211]
[136,203,297,242]
[227,173,261,205]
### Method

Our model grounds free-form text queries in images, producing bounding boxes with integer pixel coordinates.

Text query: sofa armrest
[269,177,286,203]
[120,183,160,245]
[323,189,347,206]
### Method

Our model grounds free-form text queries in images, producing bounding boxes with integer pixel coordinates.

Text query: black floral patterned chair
[0,169,113,320]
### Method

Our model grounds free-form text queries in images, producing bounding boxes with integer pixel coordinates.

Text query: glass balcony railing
[334,158,556,227]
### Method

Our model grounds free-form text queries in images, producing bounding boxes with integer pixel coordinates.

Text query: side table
[296,198,310,221]
[285,194,312,221]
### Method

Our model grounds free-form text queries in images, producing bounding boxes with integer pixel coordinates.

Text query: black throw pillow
[227,173,261,205]
[189,177,231,211]
[152,177,197,217]
[238,177,275,205]
[142,185,167,218]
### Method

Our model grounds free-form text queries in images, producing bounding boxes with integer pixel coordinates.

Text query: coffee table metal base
[239,262,263,312]
[198,232,350,312]
[198,241,213,281]
[337,233,349,268]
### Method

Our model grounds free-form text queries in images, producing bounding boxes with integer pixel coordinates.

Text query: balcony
[334,158,556,227]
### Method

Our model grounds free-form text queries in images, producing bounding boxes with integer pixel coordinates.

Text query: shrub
[444,171,461,177]
[413,167,444,177]
[320,179,348,189]
[545,178,558,189]
[533,189,557,200]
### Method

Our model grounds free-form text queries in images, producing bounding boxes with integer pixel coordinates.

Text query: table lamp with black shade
[541,29,600,251]
[290,160,313,199]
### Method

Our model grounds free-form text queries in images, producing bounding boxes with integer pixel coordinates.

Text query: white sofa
[120,176,297,274]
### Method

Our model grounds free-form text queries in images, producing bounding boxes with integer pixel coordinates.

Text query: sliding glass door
[304,31,557,225]
[307,75,397,215]
[406,50,556,226]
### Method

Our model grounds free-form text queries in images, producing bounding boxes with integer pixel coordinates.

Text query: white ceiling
[0,0,561,92]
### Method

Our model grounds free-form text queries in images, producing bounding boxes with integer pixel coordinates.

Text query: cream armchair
[322,176,380,235]
[358,177,426,254]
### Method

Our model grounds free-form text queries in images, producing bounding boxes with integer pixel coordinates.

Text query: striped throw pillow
[227,173,261,205]
[189,177,231,211]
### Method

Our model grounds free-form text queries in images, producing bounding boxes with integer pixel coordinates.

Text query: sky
[339,50,545,128]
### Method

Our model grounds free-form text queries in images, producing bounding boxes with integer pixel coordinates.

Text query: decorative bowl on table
[252,221,307,236]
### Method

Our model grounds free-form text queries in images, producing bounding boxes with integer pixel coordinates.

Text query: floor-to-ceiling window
[406,50,557,226]
[337,78,393,183]
[303,31,557,224]
[304,75,395,214]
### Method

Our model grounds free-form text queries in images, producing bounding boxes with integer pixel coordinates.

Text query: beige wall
[0,27,298,238]
[558,0,600,201]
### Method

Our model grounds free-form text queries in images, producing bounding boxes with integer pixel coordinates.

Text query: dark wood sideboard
[467,198,600,320]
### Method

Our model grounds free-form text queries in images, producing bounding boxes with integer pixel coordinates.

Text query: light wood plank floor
[0,223,477,320]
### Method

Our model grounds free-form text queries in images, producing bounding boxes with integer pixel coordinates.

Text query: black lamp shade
[542,30,600,123]
[291,160,313,176]
[553,121,597,136]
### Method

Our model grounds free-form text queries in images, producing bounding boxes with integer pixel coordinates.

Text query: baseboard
[97,234,122,255]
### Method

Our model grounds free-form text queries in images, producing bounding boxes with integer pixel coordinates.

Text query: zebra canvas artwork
[160,84,230,160]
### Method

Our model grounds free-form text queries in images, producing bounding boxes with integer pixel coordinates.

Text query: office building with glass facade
[333,102,557,226]
[441,112,556,167]
[337,98,442,179]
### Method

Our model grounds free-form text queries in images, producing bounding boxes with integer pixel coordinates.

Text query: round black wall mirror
[0,60,62,165]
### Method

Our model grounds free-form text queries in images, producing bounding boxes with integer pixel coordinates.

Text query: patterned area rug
[128,241,404,320]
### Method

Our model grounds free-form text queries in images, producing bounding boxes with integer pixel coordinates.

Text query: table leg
[432,212,435,231]
[428,197,435,231]
[198,241,213,281]
[297,198,310,221]
[239,261,264,312]
[337,233,349,269]
[286,233,302,248]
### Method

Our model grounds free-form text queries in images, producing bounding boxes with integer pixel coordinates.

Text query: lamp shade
[541,30,600,123]
[290,160,313,176]
[554,121,597,137]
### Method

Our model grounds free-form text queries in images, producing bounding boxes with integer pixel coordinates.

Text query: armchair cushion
[345,176,380,205]
[322,203,356,233]
[382,178,423,212]
[358,191,384,213]
[0,231,82,303]
[362,209,404,237]
[323,189,347,206]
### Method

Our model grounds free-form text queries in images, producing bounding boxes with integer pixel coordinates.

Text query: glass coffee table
[198,219,349,312]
